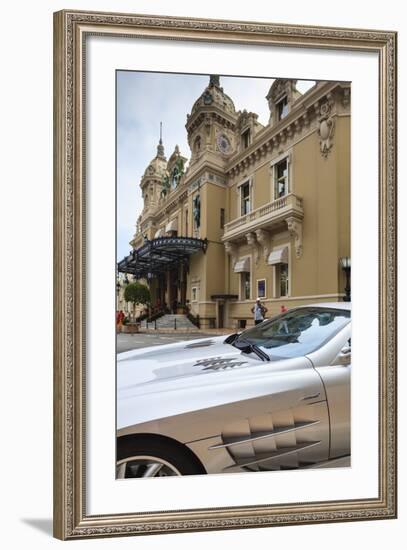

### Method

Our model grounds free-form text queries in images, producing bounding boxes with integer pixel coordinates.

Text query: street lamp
[146,272,153,318]
[339,257,351,302]
[116,277,121,311]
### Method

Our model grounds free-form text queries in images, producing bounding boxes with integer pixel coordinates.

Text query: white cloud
[117,72,314,261]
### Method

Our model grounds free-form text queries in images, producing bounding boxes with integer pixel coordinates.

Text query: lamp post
[122,275,129,317]
[116,278,121,310]
[147,271,153,318]
[339,257,351,302]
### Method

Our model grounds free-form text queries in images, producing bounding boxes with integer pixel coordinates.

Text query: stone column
[180,263,187,306]
[215,299,220,328]
[166,270,171,309]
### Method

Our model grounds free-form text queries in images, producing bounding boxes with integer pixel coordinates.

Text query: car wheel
[117,437,205,478]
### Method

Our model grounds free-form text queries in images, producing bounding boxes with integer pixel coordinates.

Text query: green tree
[124,282,151,319]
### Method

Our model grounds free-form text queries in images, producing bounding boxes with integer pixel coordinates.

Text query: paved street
[117,332,217,353]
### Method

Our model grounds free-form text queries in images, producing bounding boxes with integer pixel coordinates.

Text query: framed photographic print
[53,9,397,540]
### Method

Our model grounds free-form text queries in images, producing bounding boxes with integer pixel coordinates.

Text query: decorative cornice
[186,107,237,134]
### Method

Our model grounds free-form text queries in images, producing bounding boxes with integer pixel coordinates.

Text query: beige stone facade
[120,76,351,329]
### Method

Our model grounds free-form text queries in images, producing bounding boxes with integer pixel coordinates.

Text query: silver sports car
[117,303,351,478]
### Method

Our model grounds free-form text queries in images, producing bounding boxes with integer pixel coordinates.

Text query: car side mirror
[332,344,351,366]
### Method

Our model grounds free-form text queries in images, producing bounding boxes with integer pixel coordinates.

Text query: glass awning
[118,236,208,278]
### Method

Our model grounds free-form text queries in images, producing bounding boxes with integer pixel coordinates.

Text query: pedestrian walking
[251,298,268,325]
[116,309,125,332]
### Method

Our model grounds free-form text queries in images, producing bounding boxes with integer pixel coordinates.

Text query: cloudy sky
[116,71,314,261]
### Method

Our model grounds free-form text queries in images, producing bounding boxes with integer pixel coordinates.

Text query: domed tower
[186,75,238,167]
[184,76,240,326]
[140,131,167,215]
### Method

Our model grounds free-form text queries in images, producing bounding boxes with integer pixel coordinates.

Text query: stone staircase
[141,314,197,330]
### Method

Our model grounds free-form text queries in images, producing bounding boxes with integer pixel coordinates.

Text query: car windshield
[236,307,350,359]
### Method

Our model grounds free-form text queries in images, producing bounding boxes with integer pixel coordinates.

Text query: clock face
[217,134,231,154]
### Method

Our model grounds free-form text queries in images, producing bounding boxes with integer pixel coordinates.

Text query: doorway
[218,302,225,329]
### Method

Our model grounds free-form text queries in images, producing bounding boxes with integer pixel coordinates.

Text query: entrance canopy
[118,236,207,278]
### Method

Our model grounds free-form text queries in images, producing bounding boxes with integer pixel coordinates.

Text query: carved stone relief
[255,228,271,261]
[286,217,303,258]
[245,232,260,265]
[318,100,335,158]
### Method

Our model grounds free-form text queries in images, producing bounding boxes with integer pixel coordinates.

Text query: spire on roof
[157,121,165,157]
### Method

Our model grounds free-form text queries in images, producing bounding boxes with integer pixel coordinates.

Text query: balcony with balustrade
[222,193,304,242]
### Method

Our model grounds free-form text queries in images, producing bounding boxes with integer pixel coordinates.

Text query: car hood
[117,335,259,389]
[117,335,312,430]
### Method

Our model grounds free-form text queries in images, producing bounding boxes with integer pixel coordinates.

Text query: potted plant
[122,282,151,333]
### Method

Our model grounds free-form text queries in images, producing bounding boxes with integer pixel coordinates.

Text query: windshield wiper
[232,337,270,362]
[224,333,240,345]
[224,333,270,362]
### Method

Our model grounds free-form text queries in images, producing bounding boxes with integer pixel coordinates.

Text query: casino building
[118,76,351,329]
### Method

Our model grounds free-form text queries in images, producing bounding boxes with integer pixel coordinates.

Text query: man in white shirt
[251,298,268,325]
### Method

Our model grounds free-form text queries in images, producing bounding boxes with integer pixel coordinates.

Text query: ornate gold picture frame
[53,9,397,540]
